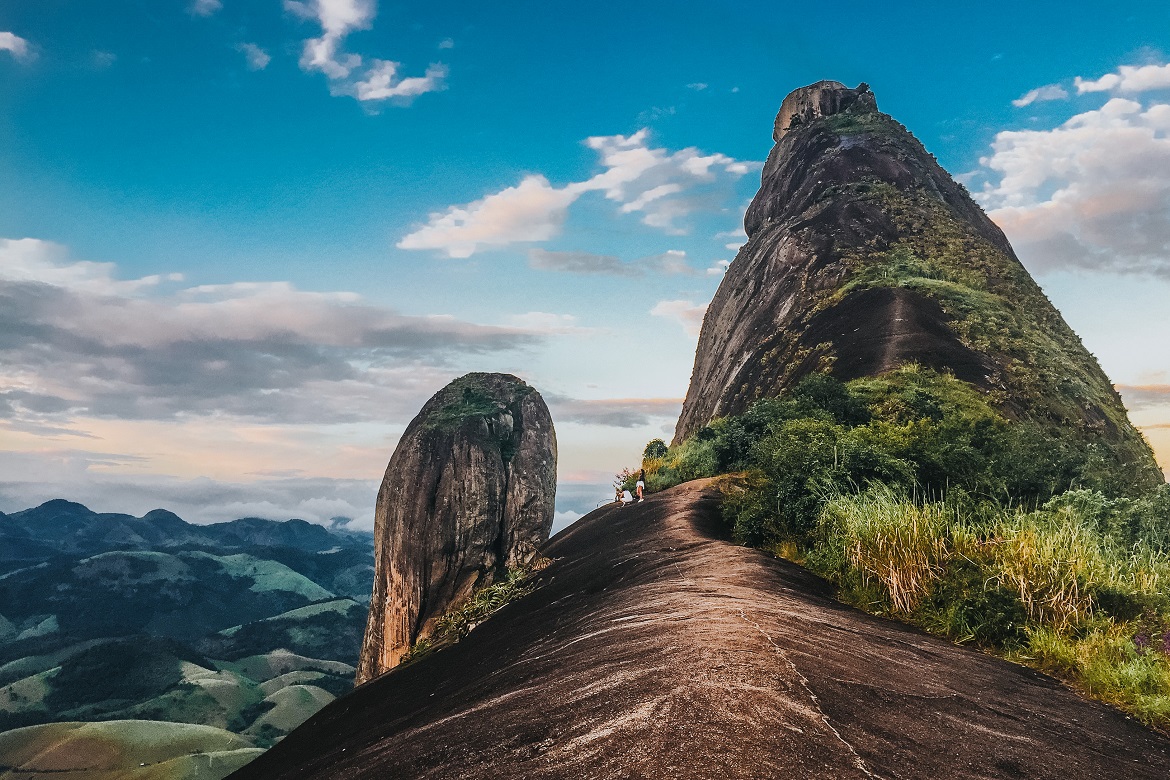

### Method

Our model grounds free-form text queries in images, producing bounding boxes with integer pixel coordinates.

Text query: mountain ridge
[225,481,1170,780]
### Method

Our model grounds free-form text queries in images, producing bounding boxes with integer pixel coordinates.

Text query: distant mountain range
[0,500,373,750]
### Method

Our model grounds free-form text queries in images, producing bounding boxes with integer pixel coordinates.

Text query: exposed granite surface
[231,481,1170,779]
[354,373,556,684]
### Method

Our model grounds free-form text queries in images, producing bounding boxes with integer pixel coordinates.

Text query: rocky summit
[674,81,1161,490]
[355,373,557,684]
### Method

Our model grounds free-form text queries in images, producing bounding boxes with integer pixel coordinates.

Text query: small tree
[643,438,668,462]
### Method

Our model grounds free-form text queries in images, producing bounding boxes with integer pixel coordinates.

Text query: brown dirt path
[228,480,1170,779]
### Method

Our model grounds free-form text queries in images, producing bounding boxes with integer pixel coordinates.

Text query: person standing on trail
[636,470,646,502]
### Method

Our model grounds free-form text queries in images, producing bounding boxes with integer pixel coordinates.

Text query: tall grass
[811,486,1170,729]
[820,487,952,613]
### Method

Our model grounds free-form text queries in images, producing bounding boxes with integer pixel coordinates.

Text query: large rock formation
[227,483,1170,780]
[355,373,556,684]
[675,80,1161,488]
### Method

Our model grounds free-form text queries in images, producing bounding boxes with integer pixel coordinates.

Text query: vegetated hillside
[635,80,1170,728]
[0,501,374,754]
[0,720,263,780]
[226,483,1170,780]
[675,81,1161,494]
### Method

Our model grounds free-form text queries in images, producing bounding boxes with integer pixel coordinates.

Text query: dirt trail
[228,481,1170,779]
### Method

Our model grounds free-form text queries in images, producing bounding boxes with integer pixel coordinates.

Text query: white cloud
[284,0,444,103]
[0,238,539,425]
[397,176,581,258]
[978,96,1170,276]
[706,259,731,275]
[1076,63,1170,94]
[544,395,682,428]
[351,60,446,101]
[438,38,454,49]
[399,130,756,256]
[0,32,32,61]
[686,82,708,91]
[190,0,223,16]
[1012,83,1068,107]
[238,42,271,70]
[527,248,695,276]
[650,299,708,336]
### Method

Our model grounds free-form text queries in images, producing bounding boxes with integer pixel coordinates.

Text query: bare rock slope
[354,373,556,684]
[230,481,1170,779]
[674,81,1161,488]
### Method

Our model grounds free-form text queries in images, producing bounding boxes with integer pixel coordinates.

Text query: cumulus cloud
[238,42,271,70]
[527,248,695,276]
[1012,83,1068,107]
[190,0,223,16]
[0,238,538,426]
[399,130,756,256]
[977,96,1170,276]
[351,60,447,101]
[284,0,444,103]
[438,38,454,49]
[544,396,682,428]
[1075,63,1170,94]
[686,82,708,91]
[397,176,580,257]
[0,31,32,61]
[649,299,708,336]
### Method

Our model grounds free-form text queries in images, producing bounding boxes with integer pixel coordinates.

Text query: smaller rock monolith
[355,373,556,684]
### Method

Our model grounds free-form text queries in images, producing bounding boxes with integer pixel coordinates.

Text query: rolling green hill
[0,502,374,776]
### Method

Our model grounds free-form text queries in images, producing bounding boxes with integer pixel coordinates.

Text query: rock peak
[355,372,557,684]
[773,80,876,141]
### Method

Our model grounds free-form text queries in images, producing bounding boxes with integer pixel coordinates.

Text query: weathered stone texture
[354,373,556,684]
[673,81,1161,487]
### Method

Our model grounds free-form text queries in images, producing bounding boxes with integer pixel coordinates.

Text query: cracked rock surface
[230,480,1170,780]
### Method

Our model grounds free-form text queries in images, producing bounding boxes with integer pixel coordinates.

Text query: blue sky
[2,1,1168,529]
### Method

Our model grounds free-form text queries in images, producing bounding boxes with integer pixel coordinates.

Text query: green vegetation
[641,371,1170,729]
[0,720,263,780]
[401,559,550,664]
[424,374,531,432]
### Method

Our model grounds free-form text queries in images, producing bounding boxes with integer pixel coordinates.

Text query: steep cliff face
[675,81,1161,488]
[355,373,556,684]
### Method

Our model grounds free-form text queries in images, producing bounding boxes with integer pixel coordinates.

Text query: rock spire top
[773,80,876,141]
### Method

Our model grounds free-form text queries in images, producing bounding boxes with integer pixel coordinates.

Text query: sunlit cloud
[1012,83,1068,107]
[284,0,445,104]
[0,238,539,426]
[0,31,32,61]
[649,299,707,337]
[978,94,1170,277]
[399,130,757,256]
[1075,63,1170,94]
